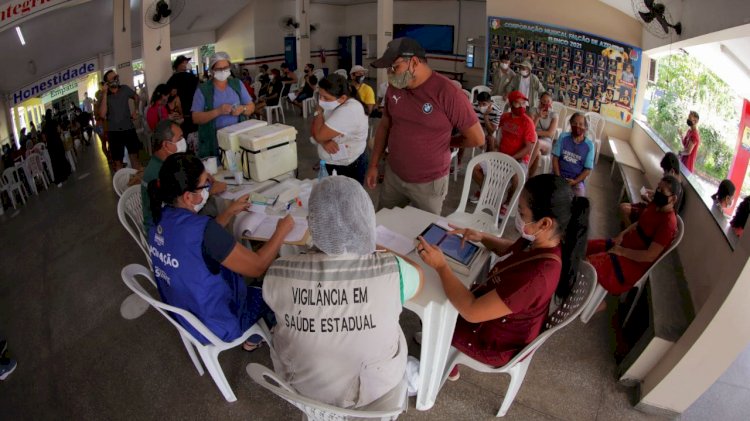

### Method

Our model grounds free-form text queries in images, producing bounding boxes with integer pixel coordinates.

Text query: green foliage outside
[646,53,739,181]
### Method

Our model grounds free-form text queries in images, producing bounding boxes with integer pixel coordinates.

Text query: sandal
[242,340,264,352]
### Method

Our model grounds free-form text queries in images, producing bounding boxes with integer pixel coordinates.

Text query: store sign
[0,0,80,33]
[40,80,77,103]
[10,58,96,105]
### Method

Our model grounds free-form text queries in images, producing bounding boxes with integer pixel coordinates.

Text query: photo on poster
[607,72,616,85]
[562,46,571,61]
[559,78,568,92]
[503,47,511,57]
[546,71,556,85]
[582,82,593,97]
[585,52,595,68]
[491,48,500,60]
[620,62,636,85]
[595,69,605,82]
[515,37,525,49]
[537,41,547,55]
[573,63,582,75]
[547,57,558,70]
[584,66,593,77]
[573,49,583,64]
[492,35,500,46]
[526,39,535,52]
[534,55,545,68]
[534,69,545,80]
[568,94,578,107]
[604,87,615,104]
[550,44,560,58]
[592,99,601,113]
[570,78,581,94]
[503,36,512,48]
[617,86,633,108]
[580,97,590,111]
[595,85,605,99]
[597,55,607,70]
[561,61,569,73]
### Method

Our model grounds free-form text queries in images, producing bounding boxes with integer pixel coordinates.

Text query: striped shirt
[474,102,502,135]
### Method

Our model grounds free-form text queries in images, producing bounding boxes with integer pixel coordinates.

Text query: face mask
[541,103,551,111]
[304,69,310,74]
[500,63,509,70]
[269,75,275,81]
[478,105,489,113]
[192,188,209,213]
[511,105,525,116]
[213,70,231,81]
[572,126,586,137]
[514,215,539,242]
[686,119,693,127]
[388,66,415,89]
[170,138,187,154]
[652,190,670,207]
[356,75,365,84]
[319,99,340,111]
[520,70,530,77]
[108,78,120,88]
[185,63,192,72]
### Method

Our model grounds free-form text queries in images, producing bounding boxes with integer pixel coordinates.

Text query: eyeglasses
[213,66,231,72]
[389,58,409,73]
[194,181,212,192]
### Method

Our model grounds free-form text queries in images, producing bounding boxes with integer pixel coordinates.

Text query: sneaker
[0,358,16,380]
[447,365,460,381]
[469,191,481,204]
[413,332,422,345]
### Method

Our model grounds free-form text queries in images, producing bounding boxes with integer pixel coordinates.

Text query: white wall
[215,0,257,62]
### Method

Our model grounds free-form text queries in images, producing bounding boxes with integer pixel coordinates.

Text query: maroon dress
[452,239,562,367]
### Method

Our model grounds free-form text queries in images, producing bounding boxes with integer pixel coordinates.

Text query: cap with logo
[371,38,427,68]
[172,55,191,70]
[208,52,232,70]
[507,90,528,103]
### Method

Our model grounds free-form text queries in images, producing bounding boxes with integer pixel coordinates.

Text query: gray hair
[151,119,179,151]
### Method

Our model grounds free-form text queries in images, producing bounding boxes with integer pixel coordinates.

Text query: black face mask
[653,191,671,207]
[687,119,693,127]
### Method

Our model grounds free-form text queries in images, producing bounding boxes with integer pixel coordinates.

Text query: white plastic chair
[312,69,325,81]
[461,89,471,100]
[32,143,55,182]
[117,185,150,264]
[470,85,491,102]
[113,168,138,197]
[446,152,526,237]
[121,264,272,402]
[551,102,567,130]
[2,167,28,208]
[334,69,348,78]
[25,153,49,193]
[490,95,506,111]
[247,363,408,421]
[302,92,318,119]
[580,216,684,324]
[442,261,597,417]
[585,112,605,164]
[266,104,286,124]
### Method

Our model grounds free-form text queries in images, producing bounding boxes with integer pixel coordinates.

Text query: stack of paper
[376,225,415,256]
[235,211,308,243]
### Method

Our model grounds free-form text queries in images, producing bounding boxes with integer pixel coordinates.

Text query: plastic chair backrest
[113,168,138,197]
[26,153,45,175]
[470,85,491,102]
[633,216,684,289]
[117,185,150,265]
[2,167,20,185]
[121,264,227,348]
[313,69,325,81]
[246,363,406,421]
[552,102,567,128]
[456,152,526,235]
[585,111,606,141]
[334,69,348,78]
[461,89,471,100]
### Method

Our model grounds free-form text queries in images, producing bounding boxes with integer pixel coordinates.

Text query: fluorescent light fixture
[16,26,25,46]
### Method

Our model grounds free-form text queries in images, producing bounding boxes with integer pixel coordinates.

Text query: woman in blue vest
[146,153,294,350]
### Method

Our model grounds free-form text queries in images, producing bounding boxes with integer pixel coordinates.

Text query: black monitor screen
[394,24,455,55]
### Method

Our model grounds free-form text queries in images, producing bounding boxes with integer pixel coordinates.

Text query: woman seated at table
[310,74,369,184]
[587,175,680,299]
[147,153,294,350]
[263,176,424,408]
[417,174,590,379]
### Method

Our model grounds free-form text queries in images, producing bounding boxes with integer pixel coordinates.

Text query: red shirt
[620,202,677,278]
[146,104,168,131]
[499,112,536,163]
[451,239,561,367]
[384,72,478,183]
[680,128,700,172]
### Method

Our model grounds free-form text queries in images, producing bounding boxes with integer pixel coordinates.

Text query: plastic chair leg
[199,348,237,402]
[622,284,645,327]
[181,335,204,376]
[497,359,530,417]
[580,284,607,323]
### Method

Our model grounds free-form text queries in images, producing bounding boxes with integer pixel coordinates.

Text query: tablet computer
[419,223,480,266]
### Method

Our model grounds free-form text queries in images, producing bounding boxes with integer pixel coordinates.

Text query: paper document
[236,211,308,242]
[376,225,415,256]
[221,185,256,201]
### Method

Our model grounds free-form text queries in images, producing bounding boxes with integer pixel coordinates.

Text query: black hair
[524,174,590,299]
[318,73,359,102]
[661,174,683,199]
[308,75,318,86]
[280,62,289,69]
[690,110,700,120]
[540,91,552,101]
[712,179,735,202]
[499,53,510,61]
[660,152,680,175]
[476,92,491,102]
[731,197,750,230]
[260,64,268,71]
[306,63,314,69]
[569,112,588,129]
[149,84,170,105]
[103,69,116,82]
[151,119,179,152]
[147,153,205,224]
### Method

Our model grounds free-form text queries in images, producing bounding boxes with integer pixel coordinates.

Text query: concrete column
[296,0,311,71]
[113,0,134,87]
[141,0,172,95]
[376,0,393,89]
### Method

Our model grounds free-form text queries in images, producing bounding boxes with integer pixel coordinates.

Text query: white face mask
[319,99,340,111]
[500,63,509,70]
[172,138,187,153]
[514,214,539,242]
[478,105,489,113]
[185,63,192,72]
[213,69,231,81]
[192,188,209,213]
[520,70,530,77]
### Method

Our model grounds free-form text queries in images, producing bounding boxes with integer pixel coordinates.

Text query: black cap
[371,37,426,68]
[172,55,191,70]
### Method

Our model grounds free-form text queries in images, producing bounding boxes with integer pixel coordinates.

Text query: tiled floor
[0,110,691,420]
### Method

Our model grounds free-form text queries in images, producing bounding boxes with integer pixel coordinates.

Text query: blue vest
[148,207,250,344]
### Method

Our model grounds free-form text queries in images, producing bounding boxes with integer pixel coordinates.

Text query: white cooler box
[217,119,268,168]
[238,124,298,181]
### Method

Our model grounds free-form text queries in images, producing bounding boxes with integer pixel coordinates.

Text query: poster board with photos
[487,17,641,127]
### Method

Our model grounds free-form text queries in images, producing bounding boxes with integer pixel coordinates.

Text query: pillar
[376,0,393,89]
[141,0,172,95]
[113,0,134,87]
[296,0,311,71]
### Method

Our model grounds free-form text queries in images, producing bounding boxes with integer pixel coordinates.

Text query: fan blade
[644,0,655,11]
[671,22,682,35]
[639,11,656,23]
[656,15,670,34]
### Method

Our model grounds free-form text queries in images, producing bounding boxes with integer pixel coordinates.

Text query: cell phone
[418,223,480,266]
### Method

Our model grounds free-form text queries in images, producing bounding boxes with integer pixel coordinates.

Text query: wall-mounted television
[393,24,455,55]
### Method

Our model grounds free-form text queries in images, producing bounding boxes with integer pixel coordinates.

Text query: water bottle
[317,160,328,180]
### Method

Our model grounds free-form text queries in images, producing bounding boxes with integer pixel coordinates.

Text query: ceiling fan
[632,0,682,39]
[145,0,185,29]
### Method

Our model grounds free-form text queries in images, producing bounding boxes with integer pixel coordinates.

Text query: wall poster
[487,17,642,127]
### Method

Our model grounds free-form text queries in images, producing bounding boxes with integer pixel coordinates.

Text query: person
[491,53,515,97]
[74,107,93,145]
[18,128,26,146]
[145,84,171,131]
[291,75,317,113]
[256,64,270,89]
[712,179,736,211]
[417,174,589,378]
[619,152,682,226]
[531,92,558,174]
[552,112,595,197]
[41,109,71,186]
[191,52,256,158]
[350,65,376,115]
[366,37,484,214]
[310,74,369,184]
[679,111,700,172]
[506,60,545,115]
[147,153,294,350]
[254,69,284,118]
[263,176,423,408]
[279,62,298,84]
[301,63,314,84]
[587,175,680,297]
[730,196,750,237]
[621,63,635,84]
[94,80,110,159]
[167,55,200,143]
[99,69,142,170]
[82,92,94,114]
[0,337,16,381]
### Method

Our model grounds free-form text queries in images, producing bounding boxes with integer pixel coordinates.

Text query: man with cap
[98,69,142,171]
[191,52,255,158]
[167,55,199,146]
[506,60,545,116]
[497,90,537,212]
[350,65,376,115]
[366,37,484,214]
